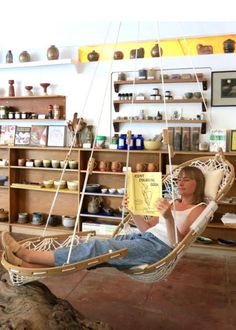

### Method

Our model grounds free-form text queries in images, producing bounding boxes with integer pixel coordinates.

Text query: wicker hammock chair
[1,150,234,286]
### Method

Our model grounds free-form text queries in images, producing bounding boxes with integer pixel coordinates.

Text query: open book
[127,172,162,216]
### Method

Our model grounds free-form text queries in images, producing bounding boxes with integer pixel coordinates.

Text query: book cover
[181,127,190,151]
[30,125,48,146]
[47,125,66,147]
[190,127,200,151]
[173,127,181,150]
[14,127,31,145]
[0,125,16,145]
[127,171,162,216]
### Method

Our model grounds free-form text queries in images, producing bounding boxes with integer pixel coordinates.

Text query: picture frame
[211,71,236,107]
[47,125,65,147]
[30,125,48,147]
[14,127,31,146]
[230,130,236,151]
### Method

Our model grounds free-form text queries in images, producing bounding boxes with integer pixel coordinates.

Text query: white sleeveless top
[146,203,205,247]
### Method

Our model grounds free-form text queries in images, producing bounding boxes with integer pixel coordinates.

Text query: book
[47,125,66,147]
[190,127,200,151]
[14,127,31,146]
[30,125,48,147]
[181,127,190,151]
[0,125,16,145]
[127,171,162,216]
[173,127,181,150]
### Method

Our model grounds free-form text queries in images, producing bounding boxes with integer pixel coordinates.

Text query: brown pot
[0,208,8,221]
[151,43,163,57]
[223,39,235,53]
[130,47,144,59]
[113,51,124,60]
[47,45,59,60]
[19,51,31,62]
[87,50,99,62]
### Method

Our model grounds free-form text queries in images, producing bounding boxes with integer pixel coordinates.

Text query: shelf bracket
[202,80,207,90]
[113,102,120,112]
[202,100,207,112]
[113,122,119,132]
[114,83,119,93]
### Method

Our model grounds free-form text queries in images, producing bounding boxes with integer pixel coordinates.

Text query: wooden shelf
[113,119,207,132]
[0,58,78,69]
[114,77,208,92]
[81,192,124,198]
[113,98,207,112]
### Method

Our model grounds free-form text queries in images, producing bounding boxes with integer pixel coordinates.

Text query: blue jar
[128,134,136,150]
[136,134,144,150]
[118,134,127,150]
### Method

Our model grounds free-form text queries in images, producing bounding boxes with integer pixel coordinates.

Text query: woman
[2,166,206,270]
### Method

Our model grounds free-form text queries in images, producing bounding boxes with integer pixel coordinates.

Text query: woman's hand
[122,193,131,212]
[156,198,172,219]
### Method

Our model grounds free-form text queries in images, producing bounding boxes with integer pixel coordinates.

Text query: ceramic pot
[47,45,59,60]
[223,39,235,53]
[113,51,124,60]
[87,197,101,214]
[87,50,99,62]
[32,212,44,225]
[19,51,30,62]
[130,47,144,59]
[48,214,61,226]
[151,43,163,57]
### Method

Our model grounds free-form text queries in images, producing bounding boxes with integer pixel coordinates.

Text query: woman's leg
[16,246,55,266]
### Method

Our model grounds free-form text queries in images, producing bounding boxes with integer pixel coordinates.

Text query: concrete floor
[0,233,235,329]
[40,252,236,330]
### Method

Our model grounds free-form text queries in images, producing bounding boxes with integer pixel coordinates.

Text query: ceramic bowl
[193,92,202,99]
[184,92,193,99]
[67,180,78,191]
[51,160,60,168]
[85,184,101,192]
[69,160,78,169]
[60,160,68,168]
[54,180,66,189]
[109,188,117,194]
[144,140,162,150]
[43,180,54,188]
[101,188,108,194]
[34,159,43,167]
[62,215,76,228]
[117,188,125,194]
[43,159,51,168]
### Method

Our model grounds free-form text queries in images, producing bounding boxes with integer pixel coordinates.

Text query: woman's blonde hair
[178,166,205,204]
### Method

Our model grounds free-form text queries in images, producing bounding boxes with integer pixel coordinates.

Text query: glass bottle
[85,125,93,147]
[6,50,13,63]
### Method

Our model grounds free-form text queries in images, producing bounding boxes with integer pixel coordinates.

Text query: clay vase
[87,197,101,214]
[151,43,163,57]
[147,162,158,172]
[136,163,147,172]
[87,50,99,62]
[98,160,110,172]
[47,45,59,60]
[111,161,122,172]
[223,39,235,53]
[19,50,31,62]
[113,51,124,60]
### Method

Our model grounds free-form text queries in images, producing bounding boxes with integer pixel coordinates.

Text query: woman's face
[177,171,197,196]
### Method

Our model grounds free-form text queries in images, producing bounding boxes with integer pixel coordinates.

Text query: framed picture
[231,130,236,151]
[47,125,65,147]
[211,71,236,107]
[14,127,31,146]
[30,125,48,147]
[0,125,16,145]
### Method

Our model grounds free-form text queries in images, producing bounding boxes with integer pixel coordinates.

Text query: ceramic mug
[136,163,147,172]
[147,162,158,172]
[98,160,111,171]
[111,161,122,172]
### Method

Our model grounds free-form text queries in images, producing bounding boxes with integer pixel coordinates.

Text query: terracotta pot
[19,51,31,62]
[223,39,235,53]
[113,51,124,60]
[87,50,99,62]
[151,43,163,57]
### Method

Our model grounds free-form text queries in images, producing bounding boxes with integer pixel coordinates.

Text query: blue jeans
[54,232,172,269]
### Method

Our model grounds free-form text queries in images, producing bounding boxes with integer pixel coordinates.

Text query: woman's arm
[177,204,206,238]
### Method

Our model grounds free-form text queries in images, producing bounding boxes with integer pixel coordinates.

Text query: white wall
[0,20,236,144]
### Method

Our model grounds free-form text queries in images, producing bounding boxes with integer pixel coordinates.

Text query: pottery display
[6,50,13,63]
[48,214,61,226]
[8,80,15,97]
[196,44,213,55]
[0,208,8,221]
[40,83,50,95]
[111,161,122,172]
[19,50,30,62]
[98,160,110,171]
[47,45,59,60]
[18,212,29,224]
[25,86,33,96]
[62,215,76,228]
[32,212,44,225]
[67,180,78,191]
[87,50,99,62]
[136,163,147,172]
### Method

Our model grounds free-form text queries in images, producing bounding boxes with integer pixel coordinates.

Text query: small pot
[19,50,31,62]
[113,51,124,60]
[87,50,99,62]
[62,215,76,228]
